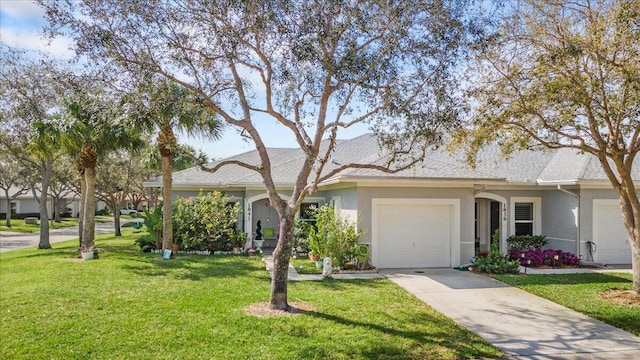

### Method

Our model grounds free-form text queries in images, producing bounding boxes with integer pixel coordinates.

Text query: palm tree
[130,80,223,254]
[143,143,209,173]
[62,94,142,253]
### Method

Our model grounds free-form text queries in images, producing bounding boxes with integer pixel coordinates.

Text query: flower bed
[509,247,579,267]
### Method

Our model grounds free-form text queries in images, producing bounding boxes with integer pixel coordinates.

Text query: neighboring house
[143,134,639,268]
[0,186,107,219]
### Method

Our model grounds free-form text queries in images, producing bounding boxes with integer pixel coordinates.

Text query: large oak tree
[462,1,640,292]
[0,150,30,227]
[43,0,469,309]
[0,44,65,248]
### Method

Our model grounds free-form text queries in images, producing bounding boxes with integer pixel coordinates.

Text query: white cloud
[0,0,46,22]
[1,26,74,58]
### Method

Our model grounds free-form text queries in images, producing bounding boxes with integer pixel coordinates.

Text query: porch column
[244,198,252,248]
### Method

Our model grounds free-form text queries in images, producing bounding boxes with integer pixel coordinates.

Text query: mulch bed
[599,289,640,306]
[245,301,316,317]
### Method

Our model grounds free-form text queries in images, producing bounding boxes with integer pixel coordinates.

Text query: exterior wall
[356,186,475,267]
[541,189,579,253]
[13,198,40,214]
[322,188,359,223]
[579,189,623,261]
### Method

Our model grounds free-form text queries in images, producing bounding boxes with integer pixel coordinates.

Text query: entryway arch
[474,192,508,254]
[244,193,291,245]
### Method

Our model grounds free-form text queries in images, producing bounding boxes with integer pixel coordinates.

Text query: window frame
[9,201,19,215]
[510,197,541,236]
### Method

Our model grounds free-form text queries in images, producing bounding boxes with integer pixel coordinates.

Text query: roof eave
[319,175,508,187]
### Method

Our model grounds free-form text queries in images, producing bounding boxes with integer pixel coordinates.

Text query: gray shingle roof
[148,134,639,188]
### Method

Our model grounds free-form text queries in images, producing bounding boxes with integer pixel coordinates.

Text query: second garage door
[593,200,632,265]
[373,199,458,268]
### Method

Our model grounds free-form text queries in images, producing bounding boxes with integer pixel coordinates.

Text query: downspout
[557,185,580,260]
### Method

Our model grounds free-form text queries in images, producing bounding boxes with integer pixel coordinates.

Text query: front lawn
[291,255,323,274]
[495,273,640,335]
[0,217,79,233]
[1,231,502,360]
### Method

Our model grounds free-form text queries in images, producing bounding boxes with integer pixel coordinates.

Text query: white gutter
[557,185,580,261]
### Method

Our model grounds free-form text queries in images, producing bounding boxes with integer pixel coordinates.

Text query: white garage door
[593,201,632,265]
[373,199,456,268]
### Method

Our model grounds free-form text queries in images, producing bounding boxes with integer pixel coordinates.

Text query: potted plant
[253,220,264,250]
[81,245,94,260]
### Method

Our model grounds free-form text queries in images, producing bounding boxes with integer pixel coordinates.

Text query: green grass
[291,255,323,274]
[1,231,502,360]
[495,273,640,335]
[0,217,79,233]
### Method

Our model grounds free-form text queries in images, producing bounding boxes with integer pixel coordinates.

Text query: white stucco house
[0,187,107,220]
[143,134,638,268]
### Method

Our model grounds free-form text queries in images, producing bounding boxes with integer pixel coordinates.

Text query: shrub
[292,222,310,255]
[172,191,242,252]
[472,231,520,274]
[143,206,163,249]
[0,212,40,220]
[302,205,363,267]
[506,234,548,250]
[509,248,580,267]
[134,235,157,253]
[95,208,110,216]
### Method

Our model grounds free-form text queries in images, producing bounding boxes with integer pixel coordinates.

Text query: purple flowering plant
[509,247,579,267]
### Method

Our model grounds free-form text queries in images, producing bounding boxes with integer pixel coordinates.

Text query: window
[10,201,18,215]
[299,203,318,225]
[510,197,541,236]
[514,202,533,235]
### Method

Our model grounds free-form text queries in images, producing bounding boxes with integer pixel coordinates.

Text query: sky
[0,0,369,160]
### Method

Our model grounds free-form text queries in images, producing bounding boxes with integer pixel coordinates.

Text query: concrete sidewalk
[382,268,640,359]
[0,221,118,253]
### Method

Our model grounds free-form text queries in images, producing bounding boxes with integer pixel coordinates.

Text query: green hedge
[506,234,547,250]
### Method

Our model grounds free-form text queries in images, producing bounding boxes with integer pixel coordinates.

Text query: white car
[120,208,138,215]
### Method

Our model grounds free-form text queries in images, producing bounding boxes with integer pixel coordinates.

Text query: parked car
[120,208,138,215]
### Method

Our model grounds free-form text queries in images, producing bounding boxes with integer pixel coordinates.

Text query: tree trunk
[38,163,52,249]
[4,198,11,228]
[270,212,294,310]
[78,169,86,249]
[81,166,96,252]
[631,231,640,294]
[114,208,122,237]
[53,197,62,223]
[618,191,640,294]
[161,154,173,252]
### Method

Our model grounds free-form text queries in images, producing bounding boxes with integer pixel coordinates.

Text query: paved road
[382,268,640,360]
[0,221,119,253]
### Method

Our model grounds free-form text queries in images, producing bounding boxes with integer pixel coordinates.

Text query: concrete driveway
[381,268,640,359]
[0,221,118,253]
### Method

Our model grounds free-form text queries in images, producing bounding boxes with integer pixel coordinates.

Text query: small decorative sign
[162,249,172,260]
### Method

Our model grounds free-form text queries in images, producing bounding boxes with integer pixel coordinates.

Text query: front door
[490,201,500,247]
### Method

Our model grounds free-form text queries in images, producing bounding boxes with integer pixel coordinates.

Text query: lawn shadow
[301,277,390,291]
[299,309,500,359]
[1,246,78,260]
[515,273,632,286]
[120,254,265,281]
